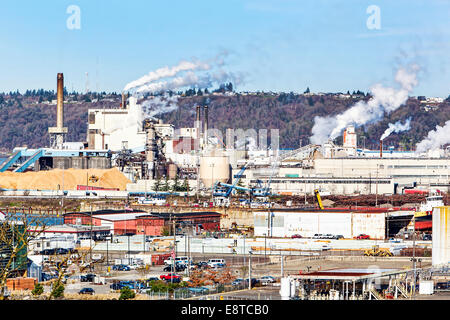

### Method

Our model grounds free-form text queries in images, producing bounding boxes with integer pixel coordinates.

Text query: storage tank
[199,151,230,188]
[432,206,450,266]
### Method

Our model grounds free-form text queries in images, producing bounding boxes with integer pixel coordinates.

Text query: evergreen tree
[172,174,181,192]
[182,178,190,192]
[161,176,170,192]
[153,177,162,192]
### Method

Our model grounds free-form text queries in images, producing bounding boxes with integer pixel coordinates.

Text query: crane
[248,157,278,208]
[314,189,324,210]
[212,161,252,207]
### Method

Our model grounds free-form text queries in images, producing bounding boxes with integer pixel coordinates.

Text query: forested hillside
[0,89,448,152]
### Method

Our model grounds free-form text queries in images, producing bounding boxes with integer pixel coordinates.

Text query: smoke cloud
[124,51,241,95]
[140,94,179,119]
[416,120,450,153]
[310,64,420,145]
[124,60,210,92]
[380,117,412,141]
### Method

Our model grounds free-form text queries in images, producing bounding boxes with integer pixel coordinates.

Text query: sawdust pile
[0,168,131,191]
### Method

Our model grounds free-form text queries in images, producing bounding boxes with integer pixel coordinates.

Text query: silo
[199,151,230,188]
[432,206,450,266]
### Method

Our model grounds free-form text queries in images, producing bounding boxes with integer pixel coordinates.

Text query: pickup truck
[160,273,181,282]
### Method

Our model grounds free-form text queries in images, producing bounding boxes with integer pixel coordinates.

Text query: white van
[207,259,226,268]
[164,256,192,266]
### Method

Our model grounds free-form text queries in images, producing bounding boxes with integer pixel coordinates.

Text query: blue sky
[0,0,449,97]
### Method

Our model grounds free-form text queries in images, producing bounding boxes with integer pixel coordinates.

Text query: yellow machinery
[364,245,393,257]
[314,189,324,210]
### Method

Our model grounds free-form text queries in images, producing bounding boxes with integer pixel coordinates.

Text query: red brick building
[63,209,221,236]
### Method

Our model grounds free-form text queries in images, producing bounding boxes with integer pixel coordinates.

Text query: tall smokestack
[49,73,68,149]
[56,73,64,128]
[121,92,128,109]
[203,105,208,145]
[195,105,201,139]
[380,140,383,158]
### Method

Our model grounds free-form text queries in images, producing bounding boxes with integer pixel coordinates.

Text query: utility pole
[412,213,417,298]
[248,250,252,290]
[90,204,93,272]
[264,233,267,260]
[243,234,246,269]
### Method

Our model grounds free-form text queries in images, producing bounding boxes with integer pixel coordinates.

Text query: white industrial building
[254,209,389,239]
[432,206,450,266]
[232,156,450,196]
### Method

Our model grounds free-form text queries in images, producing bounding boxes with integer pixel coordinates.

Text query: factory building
[253,208,414,239]
[87,96,147,151]
[63,209,221,236]
[231,154,450,196]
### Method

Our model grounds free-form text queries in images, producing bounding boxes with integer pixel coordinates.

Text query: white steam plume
[380,117,412,141]
[310,64,420,144]
[124,51,238,95]
[140,94,179,119]
[124,60,210,92]
[415,120,450,153]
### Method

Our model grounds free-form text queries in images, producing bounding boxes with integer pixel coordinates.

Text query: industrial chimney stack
[203,105,209,146]
[48,73,68,149]
[121,92,128,109]
[195,105,201,139]
[380,140,383,158]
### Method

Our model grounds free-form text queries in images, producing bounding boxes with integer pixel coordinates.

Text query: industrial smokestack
[380,140,383,158]
[121,92,128,109]
[48,73,68,149]
[196,105,201,139]
[203,105,209,145]
[57,73,64,129]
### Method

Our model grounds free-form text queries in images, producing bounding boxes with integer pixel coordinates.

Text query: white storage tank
[432,206,450,266]
[199,151,230,188]
[419,280,434,295]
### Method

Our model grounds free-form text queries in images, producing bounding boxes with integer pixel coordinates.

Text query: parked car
[79,287,95,295]
[291,234,302,239]
[423,234,432,241]
[260,276,275,285]
[188,287,209,294]
[160,273,181,282]
[196,261,208,269]
[147,277,159,282]
[112,264,130,271]
[355,234,370,240]
[334,235,344,240]
[312,234,323,239]
[163,264,186,272]
[207,259,226,268]
[110,282,122,290]
[244,278,259,287]
[164,256,192,266]
[232,278,244,286]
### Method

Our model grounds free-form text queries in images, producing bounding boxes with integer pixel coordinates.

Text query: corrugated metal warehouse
[254,208,413,239]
